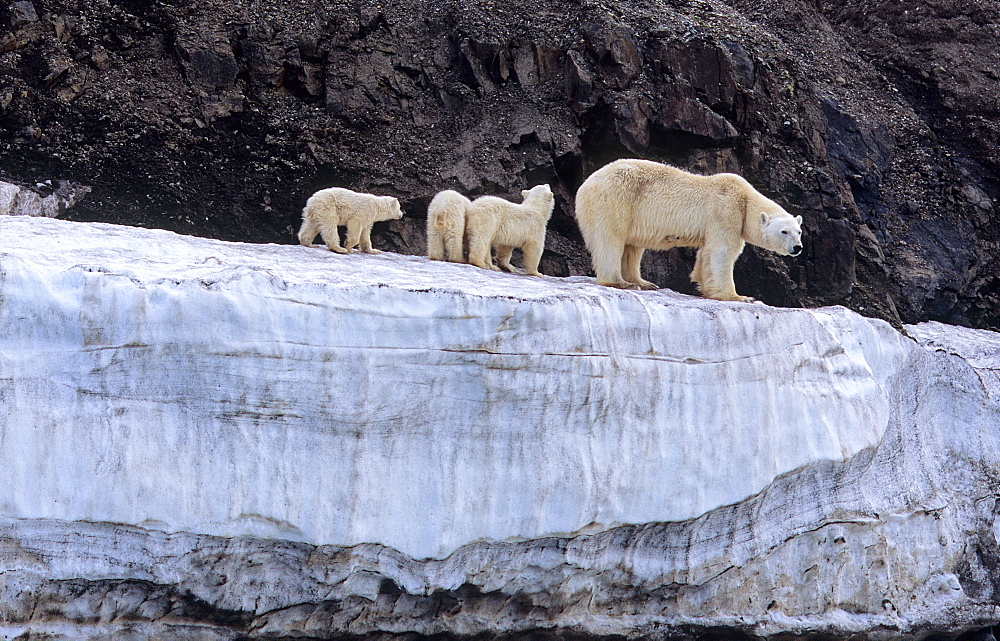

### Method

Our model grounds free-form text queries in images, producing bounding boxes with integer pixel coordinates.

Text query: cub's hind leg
[298,217,320,248]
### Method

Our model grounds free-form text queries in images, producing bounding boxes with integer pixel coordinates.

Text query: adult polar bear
[575,159,803,302]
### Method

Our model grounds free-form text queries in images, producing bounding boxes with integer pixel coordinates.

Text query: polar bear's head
[759,211,803,256]
[383,196,404,220]
[521,184,553,200]
[521,184,555,219]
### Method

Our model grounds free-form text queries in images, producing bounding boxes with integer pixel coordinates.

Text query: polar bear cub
[465,184,555,276]
[427,189,472,262]
[298,187,403,254]
[574,159,802,302]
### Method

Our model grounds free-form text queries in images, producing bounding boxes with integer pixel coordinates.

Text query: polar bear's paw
[600,280,641,290]
[635,279,659,291]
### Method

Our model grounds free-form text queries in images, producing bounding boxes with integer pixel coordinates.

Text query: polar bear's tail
[431,205,454,230]
[430,201,467,230]
[297,203,319,247]
[427,190,471,262]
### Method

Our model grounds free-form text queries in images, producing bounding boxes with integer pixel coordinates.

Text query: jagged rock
[613,96,652,153]
[564,49,594,108]
[459,38,516,93]
[648,37,741,111]
[655,96,739,145]
[806,217,858,299]
[239,23,285,88]
[582,20,643,90]
[512,43,539,87]
[820,97,895,214]
[10,1,38,26]
[170,28,245,122]
[174,31,240,89]
[0,217,998,640]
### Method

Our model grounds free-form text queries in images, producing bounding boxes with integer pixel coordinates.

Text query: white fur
[574,159,803,302]
[426,189,472,262]
[298,187,403,254]
[465,184,555,276]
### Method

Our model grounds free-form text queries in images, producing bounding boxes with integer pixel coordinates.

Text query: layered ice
[2,217,1000,640]
[0,217,911,558]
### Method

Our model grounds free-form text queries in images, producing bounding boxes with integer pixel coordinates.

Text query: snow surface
[0,216,915,559]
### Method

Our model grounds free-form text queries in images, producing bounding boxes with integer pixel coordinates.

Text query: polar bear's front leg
[621,245,658,290]
[359,226,381,254]
[522,241,544,277]
[699,240,751,302]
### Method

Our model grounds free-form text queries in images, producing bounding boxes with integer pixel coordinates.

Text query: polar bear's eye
[781,230,789,235]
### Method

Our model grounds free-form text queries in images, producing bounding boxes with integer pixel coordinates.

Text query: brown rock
[582,20,642,90]
[174,31,240,88]
[648,38,741,111]
[11,1,38,27]
[240,24,285,87]
[563,50,593,107]
[656,98,739,145]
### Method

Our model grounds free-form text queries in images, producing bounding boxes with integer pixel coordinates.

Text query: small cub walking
[298,187,403,254]
[464,184,554,276]
[426,189,472,262]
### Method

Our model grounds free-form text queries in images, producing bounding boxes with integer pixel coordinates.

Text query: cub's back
[310,187,379,210]
[467,195,519,219]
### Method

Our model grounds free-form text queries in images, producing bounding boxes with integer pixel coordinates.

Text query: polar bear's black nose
[791,245,802,256]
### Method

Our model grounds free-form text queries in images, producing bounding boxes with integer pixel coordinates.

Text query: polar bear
[298,187,403,254]
[465,184,555,276]
[574,159,803,302]
[426,189,472,262]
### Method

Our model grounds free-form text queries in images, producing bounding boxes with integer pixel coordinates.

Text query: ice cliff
[0,216,998,641]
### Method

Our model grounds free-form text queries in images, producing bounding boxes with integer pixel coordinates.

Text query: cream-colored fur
[298,187,403,254]
[574,159,803,302]
[426,189,472,262]
[465,184,555,276]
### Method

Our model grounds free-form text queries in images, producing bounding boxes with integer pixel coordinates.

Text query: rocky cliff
[0,216,998,641]
[1,0,998,329]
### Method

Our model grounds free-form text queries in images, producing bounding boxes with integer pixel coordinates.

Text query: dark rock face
[0,0,997,329]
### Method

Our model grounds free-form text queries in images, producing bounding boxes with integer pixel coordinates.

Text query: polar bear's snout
[768,213,803,257]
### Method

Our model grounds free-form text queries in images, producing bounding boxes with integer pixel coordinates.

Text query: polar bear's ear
[794,215,803,225]
[759,212,771,227]
[522,189,531,198]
